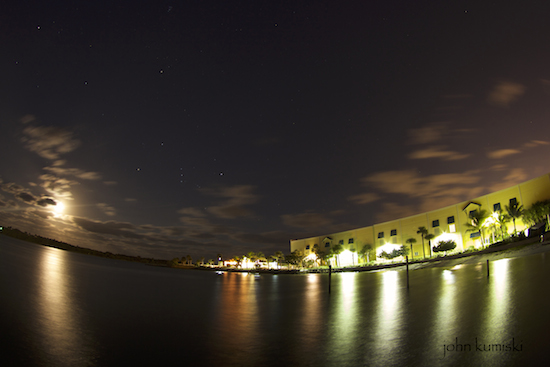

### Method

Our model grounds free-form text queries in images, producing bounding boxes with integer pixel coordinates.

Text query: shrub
[433,240,457,253]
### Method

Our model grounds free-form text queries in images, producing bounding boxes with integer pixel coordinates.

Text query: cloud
[44,166,101,180]
[488,81,526,107]
[21,125,81,160]
[350,169,486,221]
[489,168,527,192]
[523,140,550,148]
[16,192,36,203]
[408,123,449,145]
[36,198,56,207]
[408,146,470,161]
[97,203,116,216]
[72,217,140,239]
[281,212,333,229]
[347,192,381,205]
[201,185,260,219]
[39,174,79,200]
[375,202,417,223]
[487,149,521,159]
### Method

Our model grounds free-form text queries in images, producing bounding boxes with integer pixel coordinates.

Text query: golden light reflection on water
[485,259,511,337]
[38,248,87,365]
[434,268,458,344]
[214,272,260,354]
[372,270,403,361]
[302,274,322,335]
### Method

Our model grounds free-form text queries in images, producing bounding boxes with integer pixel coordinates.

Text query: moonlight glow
[53,202,65,216]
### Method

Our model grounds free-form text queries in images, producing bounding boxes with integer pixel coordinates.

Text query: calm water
[2,236,550,366]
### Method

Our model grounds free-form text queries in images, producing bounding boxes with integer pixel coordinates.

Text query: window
[449,224,456,233]
[306,245,310,250]
[447,216,455,224]
[348,238,354,244]
[493,203,501,212]
[510,198,518,206]
[377,232,384,238]
[339,239,344,245]
[390,229,397,236]
[325,242,330,248]
[432,220,440,228]
[469,209,477,217]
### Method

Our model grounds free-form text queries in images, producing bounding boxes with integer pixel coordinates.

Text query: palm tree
[425,234,435,256]
[494,211,509,240]
[505,201,524,235]
[417,226,428,258]
[186,254,192,265]
[331,244,344,267]
[405,238,417,258]
[358,244,372,263]
[274,251,284,269]
[465,209,489,246]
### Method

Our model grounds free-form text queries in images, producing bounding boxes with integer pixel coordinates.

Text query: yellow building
[290,173,550,266]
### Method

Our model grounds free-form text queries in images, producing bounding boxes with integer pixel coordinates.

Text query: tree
[273,251,285,269]
[256,251,266,268]
[465,209,489,246]
[433,240,457,256]
[286,250,305,268]
[417,226,428,258]
[331,244,344,267]
[522,200,550,227]
[494,211,510,240]
[425,234,435,256]
[405,238,417,258]
[358,244,372,263]
[312,244,324,267]
[378,245,407,260]
[170,258,180,266]
[186,255,192,265]
[505,201,524,235]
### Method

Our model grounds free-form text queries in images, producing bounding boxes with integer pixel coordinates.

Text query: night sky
[1,1,550,260]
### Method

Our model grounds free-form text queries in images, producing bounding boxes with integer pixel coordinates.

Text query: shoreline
[212,237,550,275]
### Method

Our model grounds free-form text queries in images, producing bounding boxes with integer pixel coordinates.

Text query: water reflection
[485,259,511,338]
[212,272,261,363]
[38,247,90,366]
[371,270,404,363]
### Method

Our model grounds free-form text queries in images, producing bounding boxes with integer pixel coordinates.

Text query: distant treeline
[0,226,168,267]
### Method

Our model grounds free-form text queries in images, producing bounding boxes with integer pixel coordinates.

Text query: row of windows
[308,198,519,249]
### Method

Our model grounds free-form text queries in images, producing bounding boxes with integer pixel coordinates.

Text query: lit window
[432,220,440,228]
[493,203,501,212]
[447,216,455,224]
[390,229,397,236]
[449,224,456,233]
[377,232,384,238]
[348,238,354,244]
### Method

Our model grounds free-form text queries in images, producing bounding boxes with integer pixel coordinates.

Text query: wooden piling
[487,259,490,277]
[406,256,409,288]
[328,265,332,294]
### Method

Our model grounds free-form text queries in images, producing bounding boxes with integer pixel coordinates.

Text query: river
[1,236,549,366]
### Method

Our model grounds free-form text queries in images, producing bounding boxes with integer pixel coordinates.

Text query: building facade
[290,173,550,266]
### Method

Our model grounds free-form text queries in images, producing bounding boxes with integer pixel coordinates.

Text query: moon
[53,201,65,216]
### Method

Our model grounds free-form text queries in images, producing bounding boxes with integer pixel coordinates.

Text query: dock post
[328,265,332,294]
[487,259,490,277]
[406,256,409,288]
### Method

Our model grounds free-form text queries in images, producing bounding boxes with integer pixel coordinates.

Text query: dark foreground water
[2,236,550,366]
